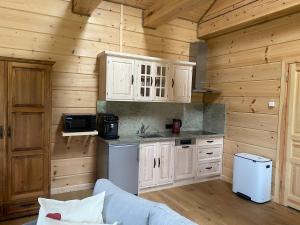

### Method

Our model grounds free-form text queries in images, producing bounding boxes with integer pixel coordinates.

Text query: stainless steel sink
[139,133,163,138]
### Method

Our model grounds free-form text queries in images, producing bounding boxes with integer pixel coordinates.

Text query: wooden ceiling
[71,0,300,39]
[108,0,215,22]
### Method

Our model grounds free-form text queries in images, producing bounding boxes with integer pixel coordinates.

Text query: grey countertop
[98,130,224,145]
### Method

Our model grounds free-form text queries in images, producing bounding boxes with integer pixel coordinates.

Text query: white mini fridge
[233,153,272,203]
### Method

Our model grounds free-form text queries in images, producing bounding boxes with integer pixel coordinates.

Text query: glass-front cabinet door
[153,63,169,102]
[135,61,154,101]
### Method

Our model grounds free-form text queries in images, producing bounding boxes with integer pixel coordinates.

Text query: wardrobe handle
[172,79,174,88]
[0,126,3,139]
[7,127,11,138]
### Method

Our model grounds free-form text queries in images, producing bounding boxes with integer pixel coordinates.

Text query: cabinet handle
[182,146,190,149]
[206,152,213,155]
[205,166,213,170]
[131,75,134,85]
[151,77,153,86]
[158,158,161,168]
[153,158,156,168]
[7,127,11,138]
[172,78,174,88]
[207,140,214,143]
[0,126,3,139]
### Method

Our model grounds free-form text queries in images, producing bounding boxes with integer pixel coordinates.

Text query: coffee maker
[172,119,182,134]
[97,113,119,139]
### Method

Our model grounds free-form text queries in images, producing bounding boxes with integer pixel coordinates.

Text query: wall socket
[268,100,276,108]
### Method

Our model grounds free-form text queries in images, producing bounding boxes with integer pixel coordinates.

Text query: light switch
[268,100,276,108]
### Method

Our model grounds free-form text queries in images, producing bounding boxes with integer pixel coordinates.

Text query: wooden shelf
[61,131,98,148]
[62,130,98,137]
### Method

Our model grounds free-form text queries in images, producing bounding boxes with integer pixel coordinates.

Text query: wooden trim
[0,56,54,66]
[72,0,102,16]
[275,58,300,204]
[198,0,300,39]
[143,0,203,28]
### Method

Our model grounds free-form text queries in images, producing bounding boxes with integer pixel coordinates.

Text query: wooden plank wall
[0,0,197,193]
[205,12,300,194]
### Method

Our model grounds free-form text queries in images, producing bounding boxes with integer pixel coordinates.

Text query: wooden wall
[205,12,300,195]
[0,0,197,193]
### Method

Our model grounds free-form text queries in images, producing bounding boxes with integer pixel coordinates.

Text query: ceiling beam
[198,0,300,39]
[72,0,102,16]
[143,0,202,28]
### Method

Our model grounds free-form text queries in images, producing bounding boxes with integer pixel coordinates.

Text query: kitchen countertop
[98,130,224,145]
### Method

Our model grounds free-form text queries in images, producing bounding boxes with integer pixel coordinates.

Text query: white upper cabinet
[153,63,170,102]
[98,51,195,103]
[135,61,154,101]
[172,65,192,103]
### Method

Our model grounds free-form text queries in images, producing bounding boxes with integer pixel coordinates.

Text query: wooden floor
[142,180,300,225]
[1,180,300,225]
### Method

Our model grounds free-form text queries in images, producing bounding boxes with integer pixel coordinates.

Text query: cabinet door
[174,146,195,180]
[139,143,156,189]
[0,61,6,206]
[107,57,135,100]
[156,142,174,185]
[153,63,170,102]
[6,62,51,202]
[135,61,154,101]
[172,65,192,103]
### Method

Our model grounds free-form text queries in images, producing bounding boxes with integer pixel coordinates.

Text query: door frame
[274,57,300,205]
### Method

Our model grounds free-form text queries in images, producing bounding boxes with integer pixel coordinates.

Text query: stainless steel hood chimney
[190,41,220,93]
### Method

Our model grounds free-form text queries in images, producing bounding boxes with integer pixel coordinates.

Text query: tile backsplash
[97,101,204,136]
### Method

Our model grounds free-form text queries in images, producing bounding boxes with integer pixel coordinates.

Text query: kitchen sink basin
[139,134,163,138]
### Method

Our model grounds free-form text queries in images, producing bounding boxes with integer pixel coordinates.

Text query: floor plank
[1,180,300,225]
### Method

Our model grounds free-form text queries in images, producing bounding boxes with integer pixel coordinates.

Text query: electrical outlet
[165,124,172,129]
[268,100,276,108]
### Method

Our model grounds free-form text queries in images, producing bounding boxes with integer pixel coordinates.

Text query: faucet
[137,123,150,135]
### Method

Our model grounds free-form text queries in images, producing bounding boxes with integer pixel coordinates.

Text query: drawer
[4,200,39,216]
[197,137,223,146]
[197,161,221,177]
[197,145,222,160]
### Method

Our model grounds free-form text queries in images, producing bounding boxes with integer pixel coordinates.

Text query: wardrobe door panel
[12,113,44,151]
[11,154,45,200]
[0,61,6,217]
[12,67,45,107]
[7,62,51,202]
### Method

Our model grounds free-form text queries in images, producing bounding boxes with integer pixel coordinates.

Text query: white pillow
[37,192,105,225]
[43,217,118,225]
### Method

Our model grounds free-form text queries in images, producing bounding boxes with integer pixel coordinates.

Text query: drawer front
[197,161,221,177]
[198,145,222,160]
[4,200,39,217]
[197,137,223,146]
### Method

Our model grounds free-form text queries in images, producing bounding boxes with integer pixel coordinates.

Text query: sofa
[24,179,198,225]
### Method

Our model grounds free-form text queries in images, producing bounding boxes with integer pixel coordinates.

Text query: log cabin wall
[205,12,300,197]
[0,0,198,193]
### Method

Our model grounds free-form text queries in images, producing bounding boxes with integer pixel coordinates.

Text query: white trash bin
[232,153,272,203]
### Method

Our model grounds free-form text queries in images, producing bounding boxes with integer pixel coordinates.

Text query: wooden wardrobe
[0,57,54,220]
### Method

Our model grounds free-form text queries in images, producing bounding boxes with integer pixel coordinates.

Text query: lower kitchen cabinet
[196,137,223,179]
[174,144,196,181]
[139,141,174,189]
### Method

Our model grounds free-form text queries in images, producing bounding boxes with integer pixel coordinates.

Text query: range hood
[190,42,220,94]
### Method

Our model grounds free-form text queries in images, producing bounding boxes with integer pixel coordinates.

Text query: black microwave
[63,114,96,132]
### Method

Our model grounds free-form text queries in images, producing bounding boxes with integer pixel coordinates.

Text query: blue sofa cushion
[93,179,156,225]
[149,204,198,225]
